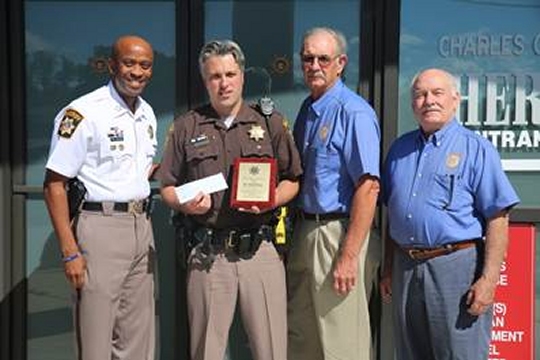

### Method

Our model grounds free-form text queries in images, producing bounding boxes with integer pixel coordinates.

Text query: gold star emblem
[248,125,265,142]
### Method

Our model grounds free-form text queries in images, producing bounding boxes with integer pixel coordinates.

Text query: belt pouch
[236,233,253,257]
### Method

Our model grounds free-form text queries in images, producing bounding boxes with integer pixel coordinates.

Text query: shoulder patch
[162,122,175,150]
[282,117,290,131]
[58,109,84,138]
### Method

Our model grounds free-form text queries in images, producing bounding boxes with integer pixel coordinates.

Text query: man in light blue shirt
[380,68,519,360]
[287,27,381,360]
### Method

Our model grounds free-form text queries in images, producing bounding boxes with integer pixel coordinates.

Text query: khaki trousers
[287,218,371,360]
[187,240,287,360]
[75,210,155,360]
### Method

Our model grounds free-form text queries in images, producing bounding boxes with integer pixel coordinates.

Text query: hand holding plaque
[230,157,277,210]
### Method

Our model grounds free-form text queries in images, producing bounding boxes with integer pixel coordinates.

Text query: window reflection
[205,0,360,121]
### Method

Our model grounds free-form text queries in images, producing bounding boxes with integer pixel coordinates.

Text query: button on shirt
[46,82,158,201]
[293,79,380,213]
[382,119,519,248]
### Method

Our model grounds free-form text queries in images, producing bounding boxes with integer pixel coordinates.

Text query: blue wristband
[62,252,81,263]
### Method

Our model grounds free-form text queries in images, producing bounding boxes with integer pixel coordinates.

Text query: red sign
[489,223,535,360]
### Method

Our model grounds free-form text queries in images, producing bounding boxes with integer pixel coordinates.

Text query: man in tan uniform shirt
[159,39,302,360]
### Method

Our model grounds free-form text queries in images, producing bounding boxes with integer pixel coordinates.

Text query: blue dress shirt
[382,119,520,248]
[294,79,380,214]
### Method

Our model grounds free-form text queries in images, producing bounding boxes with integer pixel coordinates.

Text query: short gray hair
[301,27,348,56]
[198,39,246,75]
[410,68,460,96]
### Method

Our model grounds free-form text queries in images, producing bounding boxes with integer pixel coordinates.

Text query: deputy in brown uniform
[159,40,302,360]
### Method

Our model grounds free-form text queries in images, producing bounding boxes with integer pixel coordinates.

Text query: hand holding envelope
[174,173,228,204]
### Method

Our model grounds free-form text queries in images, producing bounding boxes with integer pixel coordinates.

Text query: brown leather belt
[401,239,479,261]
[301,212,348,222]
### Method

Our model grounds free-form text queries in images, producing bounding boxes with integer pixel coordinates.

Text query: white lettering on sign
[489,343,501,355]
[533,33,540,55]
[438,34,525,57]
[492,316,505,328]
[459,73,540,127]
[491,330,525,342]
[493,302,507,317]
[458,73,540,152]
[475,130,540,150]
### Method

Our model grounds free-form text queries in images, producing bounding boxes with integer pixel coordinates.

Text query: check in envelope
[174,173,228,204]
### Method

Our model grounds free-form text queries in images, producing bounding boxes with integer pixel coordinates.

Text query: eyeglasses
[300,54,340,67]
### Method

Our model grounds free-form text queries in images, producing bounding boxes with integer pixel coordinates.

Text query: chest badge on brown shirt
[248,125,265,142]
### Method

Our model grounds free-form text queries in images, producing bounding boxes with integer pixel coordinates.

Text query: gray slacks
[392,245,491,360]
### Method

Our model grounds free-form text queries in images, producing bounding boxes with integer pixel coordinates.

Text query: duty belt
[400,239,480,261]
[82,200,148,215]
[193,225,274,251]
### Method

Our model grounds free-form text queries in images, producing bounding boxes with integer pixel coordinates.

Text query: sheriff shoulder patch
[58,109,84,138]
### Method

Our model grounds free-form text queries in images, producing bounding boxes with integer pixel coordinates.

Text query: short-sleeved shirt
[293,79,380,214]
[159,102,302,229]
[46,82,158,202]
[382,119,520,248]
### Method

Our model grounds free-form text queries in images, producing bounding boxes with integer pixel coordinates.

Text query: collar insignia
[248,125,265,142]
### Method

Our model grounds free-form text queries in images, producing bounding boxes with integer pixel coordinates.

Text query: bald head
[410,68,460,135]
[108,35,154,111]
[111,35,153,61]
[411,69,458,96]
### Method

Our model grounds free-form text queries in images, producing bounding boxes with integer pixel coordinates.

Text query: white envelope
[174,173,228,204]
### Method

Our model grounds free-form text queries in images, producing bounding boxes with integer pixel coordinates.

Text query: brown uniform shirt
[159,102,302,229]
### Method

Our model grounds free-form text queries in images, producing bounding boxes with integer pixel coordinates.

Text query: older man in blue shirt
[380,68,519,360]
[287,27,381,360]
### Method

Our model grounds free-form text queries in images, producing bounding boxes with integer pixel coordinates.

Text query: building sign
[456,70,540,171]
[489,223,535,360]
[441,32,540,172]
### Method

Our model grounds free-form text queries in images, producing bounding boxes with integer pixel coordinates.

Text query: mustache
[307,71,325,79]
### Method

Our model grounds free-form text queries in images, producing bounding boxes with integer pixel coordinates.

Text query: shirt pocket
[99,139,136,180]
[185,141,219,164]
[307,145,340,177]
[240,141,274,158]
[433,173,467,212]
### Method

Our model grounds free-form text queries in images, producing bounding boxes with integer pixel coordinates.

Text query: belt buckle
[407,248,423,260]
[129,201,144,215]
[226,230,237,249]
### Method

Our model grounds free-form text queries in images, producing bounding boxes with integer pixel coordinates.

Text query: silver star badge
[248,125,265,142]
